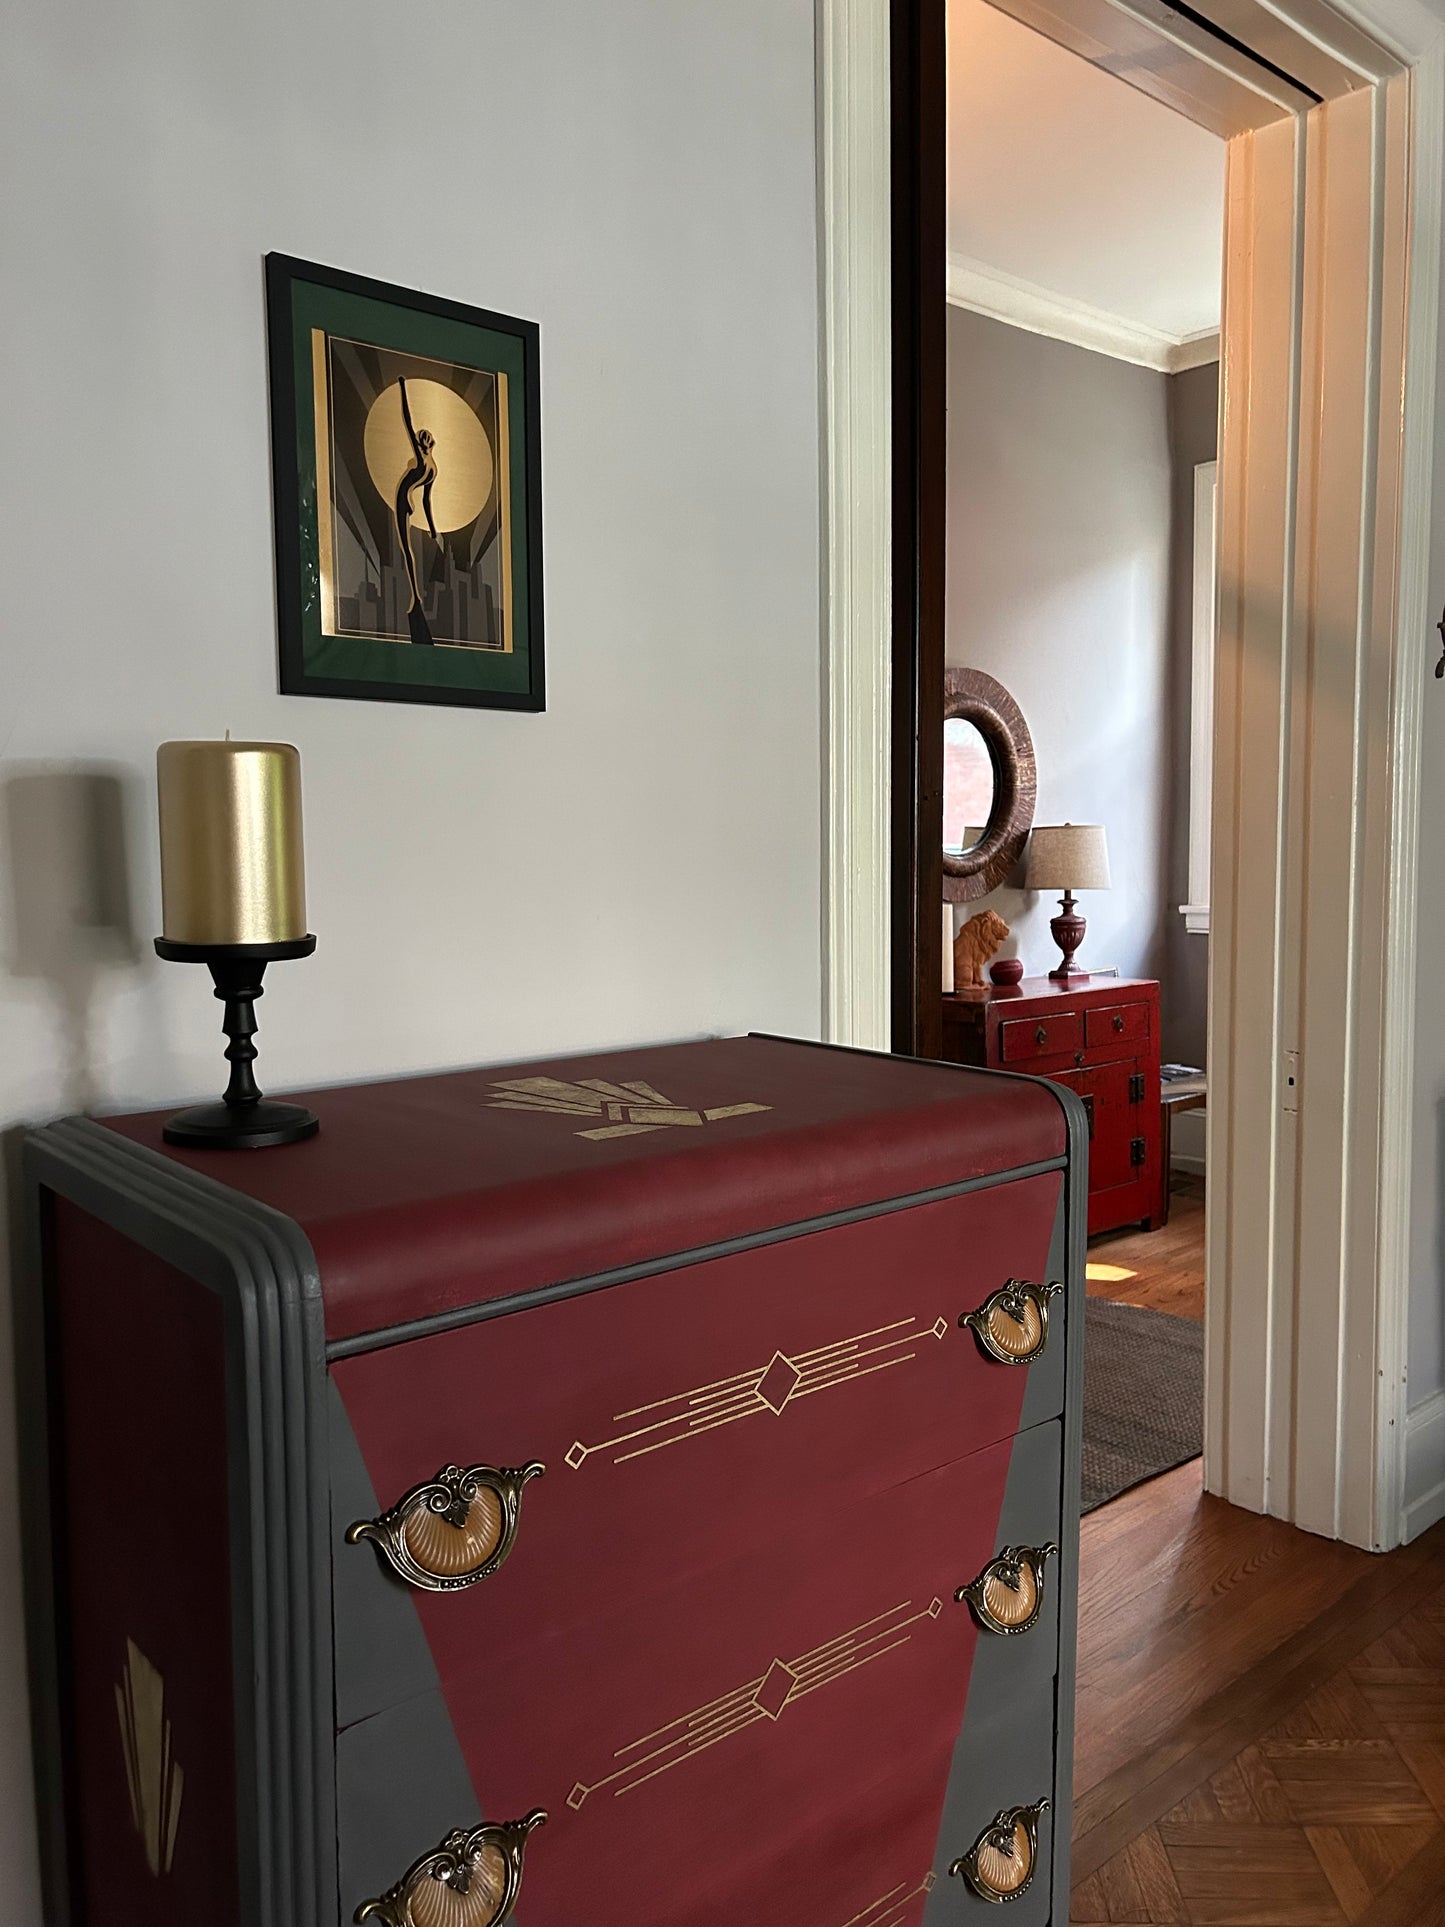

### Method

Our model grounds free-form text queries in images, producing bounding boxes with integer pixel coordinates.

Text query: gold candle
[157,739,307,946]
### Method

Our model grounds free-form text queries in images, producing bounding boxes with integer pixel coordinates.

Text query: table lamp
[1025,823,1111,979]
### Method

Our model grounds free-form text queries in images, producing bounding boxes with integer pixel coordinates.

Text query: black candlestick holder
[154,935,320,1149]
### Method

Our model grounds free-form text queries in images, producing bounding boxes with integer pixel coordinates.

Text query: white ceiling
[947,0,1226,353]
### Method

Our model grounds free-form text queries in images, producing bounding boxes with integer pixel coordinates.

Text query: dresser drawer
[999,1014,1084,1064]
[1085,1000,1150,1052]
[924,1676,1059,1923]
[957,1420,1064,1733]
[336,1437,1059,1927]
[331,1171,1069,1727]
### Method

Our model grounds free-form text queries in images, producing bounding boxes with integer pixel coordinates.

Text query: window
[1181,459,1216,935]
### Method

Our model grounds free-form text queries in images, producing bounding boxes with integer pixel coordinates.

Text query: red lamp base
[1048,892,1089,980]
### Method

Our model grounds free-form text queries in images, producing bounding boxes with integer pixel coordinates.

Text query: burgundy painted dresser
[23,1033,1086,1927]
[941,977,1161,1235]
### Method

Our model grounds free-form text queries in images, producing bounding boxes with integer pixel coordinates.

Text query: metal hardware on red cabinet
[1080,1093,1095,1138]
[1074,1050,1085,1067]
[355,1810,546,1926]
[1113,1012,1126,1033]
[951,1801,1050,1903]
[347,1461,544,1593]
[1129,1071,1146,1103]
[1131,1136,1147,1167]
[1034,1025,1048,1046]
[960,1280,1063,1365]
[956,1543,1058,1636]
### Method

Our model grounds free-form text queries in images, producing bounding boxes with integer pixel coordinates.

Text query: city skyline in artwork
[314,333,512,652]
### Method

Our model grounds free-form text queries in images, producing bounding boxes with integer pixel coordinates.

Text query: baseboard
[1403,1390,1445,1541]
[1171,1154,1207,1177]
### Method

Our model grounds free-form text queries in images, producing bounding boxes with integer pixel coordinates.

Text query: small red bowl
[989,958,1025,986]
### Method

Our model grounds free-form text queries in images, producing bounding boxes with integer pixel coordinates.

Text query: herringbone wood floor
[1072,1177,1445,1924]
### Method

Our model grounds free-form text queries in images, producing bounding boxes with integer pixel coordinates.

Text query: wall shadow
[3,765,143,1115]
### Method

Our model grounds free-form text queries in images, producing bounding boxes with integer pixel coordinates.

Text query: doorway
[937,0,1221,1517]
[868,0,1436,1556]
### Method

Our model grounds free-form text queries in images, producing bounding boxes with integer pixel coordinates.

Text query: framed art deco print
[265,254,544,711]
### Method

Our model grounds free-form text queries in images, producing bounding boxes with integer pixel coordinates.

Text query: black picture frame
[265,253,545,712]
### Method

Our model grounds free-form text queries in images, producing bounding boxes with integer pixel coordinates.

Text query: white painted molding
[819,0,891,1050]
[1377,33,1443,1549]
[1403,1391,1445,1541]
[1172,329,1227,372]
[945,253,1220,373]
[1185,461,1218,939]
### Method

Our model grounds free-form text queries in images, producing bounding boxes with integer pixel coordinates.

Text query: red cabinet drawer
[1085,1001,1150,1051]
[999,1014,1084,1064]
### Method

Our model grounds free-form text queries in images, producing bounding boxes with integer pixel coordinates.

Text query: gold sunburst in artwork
[115,1639,184,1877]
[487,1074,771,1141]
[363,379,495,534]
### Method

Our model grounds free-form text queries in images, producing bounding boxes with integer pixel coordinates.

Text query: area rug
[1082,1298,1203,1512]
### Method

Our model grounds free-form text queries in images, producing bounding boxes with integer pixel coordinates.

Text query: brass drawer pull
[355,1810,546,1926]
[1034,1025,1048,1046]
[957,1543,1058,1636]
[348,1461,544,1593]
[960,1281,1062,1365]
[951,1800,1050,1904]
[1113,1012,1125,1033]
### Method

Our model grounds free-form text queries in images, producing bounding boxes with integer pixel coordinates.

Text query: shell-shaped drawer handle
[355,1810,546,1926]
[951,1800,1050,1904]
[960,1281,1063,1365]
[347,1461,544,1593]
[957,1543,1058,1636]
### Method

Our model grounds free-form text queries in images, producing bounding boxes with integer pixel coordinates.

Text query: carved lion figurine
[953,909,1010,988]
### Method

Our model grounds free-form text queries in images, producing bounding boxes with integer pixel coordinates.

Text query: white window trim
[1180,459,1217,935]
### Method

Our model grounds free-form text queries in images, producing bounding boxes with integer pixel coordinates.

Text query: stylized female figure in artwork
[395,378,439,645]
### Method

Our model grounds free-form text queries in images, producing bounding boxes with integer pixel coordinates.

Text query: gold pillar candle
[157,740,308,946]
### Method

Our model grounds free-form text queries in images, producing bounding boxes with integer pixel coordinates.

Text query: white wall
[0,0,823,1905]
[945,306,1173,984]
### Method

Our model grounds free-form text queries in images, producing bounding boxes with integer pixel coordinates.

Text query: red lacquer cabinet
[942,978,1161,1236]
[24,1034,1086,1927]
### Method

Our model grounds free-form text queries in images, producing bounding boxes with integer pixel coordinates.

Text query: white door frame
[819,0,1444,1547]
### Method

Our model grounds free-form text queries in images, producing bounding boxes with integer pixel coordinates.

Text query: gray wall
[946,307,1199,1016]
[0,0,823,1909]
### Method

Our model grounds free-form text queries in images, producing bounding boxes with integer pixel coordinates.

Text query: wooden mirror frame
[941,668,1036,903]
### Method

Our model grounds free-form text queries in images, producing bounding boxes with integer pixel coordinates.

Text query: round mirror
[942,668,1037,903]
[943,717,997,853]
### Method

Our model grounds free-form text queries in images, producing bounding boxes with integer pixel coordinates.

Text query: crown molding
[946,254,1219,374]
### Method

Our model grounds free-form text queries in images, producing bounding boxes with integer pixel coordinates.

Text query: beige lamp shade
[1025,823,1111,892]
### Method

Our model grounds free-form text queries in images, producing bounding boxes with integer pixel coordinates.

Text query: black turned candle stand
[154,935,319,1148]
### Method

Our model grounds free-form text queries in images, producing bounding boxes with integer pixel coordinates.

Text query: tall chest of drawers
[23,1034,1085,1927]
[942,978,1161,1236]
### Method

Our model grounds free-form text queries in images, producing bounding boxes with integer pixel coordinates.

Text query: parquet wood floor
[1072,1465,1445,1925]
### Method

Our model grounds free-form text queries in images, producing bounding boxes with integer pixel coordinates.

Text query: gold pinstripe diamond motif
[565,1597,944,1809]
[488,1074,771,1141]
[565,1315,950,1471]
[840,1873,938,1927]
